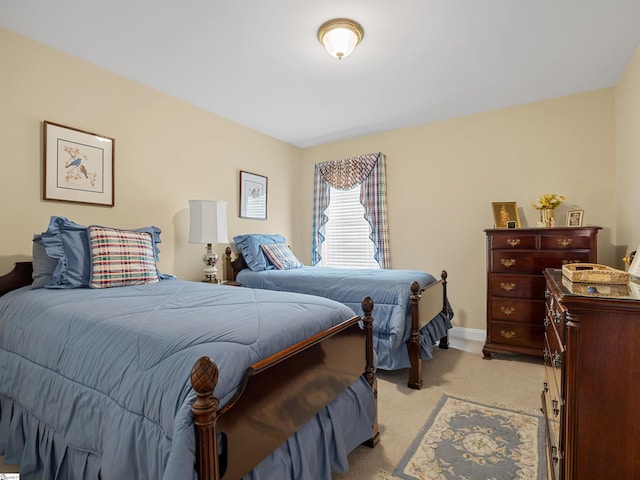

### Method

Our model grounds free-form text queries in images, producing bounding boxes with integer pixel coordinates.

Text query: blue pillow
[233,234,286,271]
[39,216,169,288]
[31,234,59,289]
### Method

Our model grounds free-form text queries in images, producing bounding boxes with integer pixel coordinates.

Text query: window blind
[320,185,380,269]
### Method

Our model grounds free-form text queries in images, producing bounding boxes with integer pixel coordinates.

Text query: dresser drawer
[489,320,545,350]
[491,298,545,323]
[491,274,546,298]
[491,251,592,274]
[490,234,537,249]
[541,233,593,250]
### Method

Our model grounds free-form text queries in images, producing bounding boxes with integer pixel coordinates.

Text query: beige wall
[615,46,640,253]
[0,27,302,279]
[298,90,617,331]
[3,27,634,335]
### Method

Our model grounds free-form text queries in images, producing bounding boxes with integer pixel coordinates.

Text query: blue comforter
[0,280,375,480]
[237,266,453,370]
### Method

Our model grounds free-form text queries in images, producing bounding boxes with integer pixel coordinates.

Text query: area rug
[382,393,546,480]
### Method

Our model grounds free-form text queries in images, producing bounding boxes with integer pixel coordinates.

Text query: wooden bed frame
[0,262,379,480]
[224,247,450,390]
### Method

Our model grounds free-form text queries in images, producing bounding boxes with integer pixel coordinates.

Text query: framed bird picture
[44,121,115,206]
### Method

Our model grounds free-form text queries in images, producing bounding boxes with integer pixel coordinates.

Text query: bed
[225,234,454,390]
[0,218,379,480]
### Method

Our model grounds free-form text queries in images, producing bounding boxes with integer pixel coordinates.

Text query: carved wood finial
[190,356,221,480]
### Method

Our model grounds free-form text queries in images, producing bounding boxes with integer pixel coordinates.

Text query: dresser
[542,269,640,479]
[484,227,600,359]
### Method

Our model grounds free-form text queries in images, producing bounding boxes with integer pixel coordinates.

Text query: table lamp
[188,199,229,283]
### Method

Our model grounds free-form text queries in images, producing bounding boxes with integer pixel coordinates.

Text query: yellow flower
[532,193,565,210]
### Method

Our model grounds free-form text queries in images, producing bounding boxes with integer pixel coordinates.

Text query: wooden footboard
[190,296,378,479]
[407,271,449,390]
[225,248,452,391]
[0,263,378,480]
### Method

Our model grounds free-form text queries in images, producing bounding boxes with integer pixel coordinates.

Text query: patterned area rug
[382,394,546,480]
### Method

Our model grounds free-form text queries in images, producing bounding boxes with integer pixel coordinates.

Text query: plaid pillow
[89,226,159,288]
[260,242,303,270]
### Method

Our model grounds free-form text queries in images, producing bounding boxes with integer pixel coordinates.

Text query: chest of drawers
[483,226,600,359]
[543,269,640,479]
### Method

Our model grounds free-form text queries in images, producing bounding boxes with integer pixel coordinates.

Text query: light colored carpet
[333,338,544,480]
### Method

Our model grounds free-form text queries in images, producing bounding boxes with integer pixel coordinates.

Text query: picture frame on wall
[239,170,267,220]
[491,202,520,228]
[44,121,115,206]
[567,209,584,227]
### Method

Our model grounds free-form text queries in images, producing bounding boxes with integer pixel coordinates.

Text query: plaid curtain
[312,152,390,268]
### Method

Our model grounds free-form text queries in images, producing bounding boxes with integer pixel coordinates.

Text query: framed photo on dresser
[567,209,584,227]
[491,202,521,228]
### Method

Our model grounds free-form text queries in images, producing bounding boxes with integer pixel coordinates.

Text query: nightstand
[222,281,243,287]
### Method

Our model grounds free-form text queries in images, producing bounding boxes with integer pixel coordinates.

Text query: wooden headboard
[224,246,247,282]
[0,262,33,297]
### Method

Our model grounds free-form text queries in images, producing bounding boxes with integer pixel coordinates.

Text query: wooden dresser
[542,269,640,479]
[484,227,600,359]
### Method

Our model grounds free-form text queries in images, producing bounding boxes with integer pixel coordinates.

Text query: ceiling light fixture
[317,18,364,61]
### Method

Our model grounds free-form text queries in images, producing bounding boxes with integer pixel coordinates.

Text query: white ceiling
[2,1,640,148]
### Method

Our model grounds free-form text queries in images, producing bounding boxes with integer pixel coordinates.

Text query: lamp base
[202,244,220,283]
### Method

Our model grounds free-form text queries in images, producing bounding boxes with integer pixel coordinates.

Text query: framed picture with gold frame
[491,202,521,228]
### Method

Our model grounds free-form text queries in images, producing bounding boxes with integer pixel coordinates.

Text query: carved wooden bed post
[408,281,423,390]
[190,357,221,480]
[361,296,380,447]
[438,270,449,349]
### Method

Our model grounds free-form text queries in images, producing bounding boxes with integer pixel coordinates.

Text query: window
[319,185,380,269]
[312,152,390,268]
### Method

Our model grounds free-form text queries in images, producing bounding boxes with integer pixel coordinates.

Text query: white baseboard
[448,326,485,343]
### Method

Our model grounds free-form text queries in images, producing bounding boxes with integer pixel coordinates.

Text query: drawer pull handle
[506,239,521,247]
[500,306,515,316]
[500,282,516,291]
[500,330,516,339]
[543,381,549,393]
[557,238,573,247]
[554,310,562,324]
[544,317,550,328]
[500,258,516,268]
[562,259,580,265]
[552,351,561,369]
[543,347,549,363]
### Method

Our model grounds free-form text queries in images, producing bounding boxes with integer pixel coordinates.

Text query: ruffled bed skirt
[0,377,375,480]
[375,306,454,371]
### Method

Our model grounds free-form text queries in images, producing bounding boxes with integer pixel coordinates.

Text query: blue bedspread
[237,266,453,370]
[0,280,375,480]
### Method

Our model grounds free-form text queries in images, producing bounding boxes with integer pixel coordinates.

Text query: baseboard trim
[449,326,485,343]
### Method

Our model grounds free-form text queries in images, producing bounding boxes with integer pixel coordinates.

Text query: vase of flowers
[533,193,565,227]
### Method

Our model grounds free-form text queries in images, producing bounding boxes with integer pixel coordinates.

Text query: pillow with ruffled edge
[40,216,172,288]
[233,234,286,271]
[88,226,159,288]
[31,234,59,289]
[261,243,303,270]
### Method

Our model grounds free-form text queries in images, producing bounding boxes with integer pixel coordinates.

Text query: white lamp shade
[188,200,229,244]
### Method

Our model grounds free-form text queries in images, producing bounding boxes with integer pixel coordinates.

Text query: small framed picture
[44,121,115,206]
[239,170,267,220]
[491,202,520,228]
[628,245,640,279]
[567,210,584,227]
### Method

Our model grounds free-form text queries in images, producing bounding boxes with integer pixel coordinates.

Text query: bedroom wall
[614,46,640,256]
[296,90,617,332]
[0,27,301,279]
